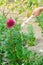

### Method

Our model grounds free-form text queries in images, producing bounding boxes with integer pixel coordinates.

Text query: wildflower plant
[0,14,43,65]
[7,19,15,28]
[0,0,43,65]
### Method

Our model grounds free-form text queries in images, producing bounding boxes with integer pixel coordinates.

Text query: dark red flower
[7,19,15,28]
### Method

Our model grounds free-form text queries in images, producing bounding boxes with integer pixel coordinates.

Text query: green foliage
[18,6,24,14]
[27,25,36,46]
[0,0,43,64]
[22,25,36,46]
[0,0,6,6]
[0,14,43,65]
[0,0,39,16]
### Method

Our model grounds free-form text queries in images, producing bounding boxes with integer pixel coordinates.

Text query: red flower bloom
[7,19,15,28]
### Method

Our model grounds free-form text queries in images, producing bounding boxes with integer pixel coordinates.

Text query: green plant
[0,14,43,65]
[0,0,43,65]
[35,13,43,36]
[22,25,36,46]
[27,25,36,46]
